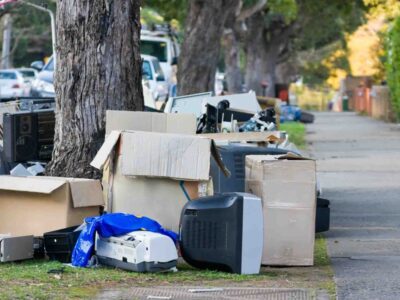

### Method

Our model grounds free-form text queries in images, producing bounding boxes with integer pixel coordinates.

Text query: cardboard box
[109,155,212,231]
[106,110,196,135]
[0,176,104,236]
[92,130,227,181]
[92,111,226,232]
[262,207,315,266]
[245,154,316,266]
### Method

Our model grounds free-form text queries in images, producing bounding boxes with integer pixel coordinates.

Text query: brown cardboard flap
[211,140,231,177]
[121,131,211,181]
[200,131,281,143]
[0,176,67,194]
[68,179,104,208]
[90,130,121,170]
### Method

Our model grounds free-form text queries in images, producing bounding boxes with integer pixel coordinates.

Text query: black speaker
[3,112,38,162]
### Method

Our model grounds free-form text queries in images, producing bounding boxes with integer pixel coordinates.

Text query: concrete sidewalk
[308,112,400,299]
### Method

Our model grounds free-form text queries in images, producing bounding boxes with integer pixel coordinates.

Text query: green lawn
[0,235,335,299]
[280,121,306,149]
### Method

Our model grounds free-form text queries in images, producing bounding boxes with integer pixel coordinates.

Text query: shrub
[386,17,400,121]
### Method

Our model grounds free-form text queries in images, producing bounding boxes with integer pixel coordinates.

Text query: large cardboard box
[92,111,224,232]
[245,154,316,266]
[0,176,104,236]
[91,131,218,231]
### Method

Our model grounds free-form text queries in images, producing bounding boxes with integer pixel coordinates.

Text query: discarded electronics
[0,234,34,262]
[239,108,277,132]
[10,162,45,177]
[210,144,292,193]
[246,154,316,266]
[179,193,263,275]
[0,176,104,236]
[2,109,55,163]
[95,231,178,272]
[164,91,260,118]
[163,92,213,117]
[202,91,261,114]
[44,226,82,263]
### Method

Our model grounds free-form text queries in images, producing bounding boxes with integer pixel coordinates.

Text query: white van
[140,30,180,86]
[141,54,169,102]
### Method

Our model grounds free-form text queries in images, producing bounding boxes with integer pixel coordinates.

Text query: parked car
[30,57,55,97]
[141,54,169,101]
[0,69,30,98]
[140,28,180,86]
[17,68,38,83]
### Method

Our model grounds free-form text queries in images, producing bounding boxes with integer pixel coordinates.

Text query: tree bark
[177,0,240,95]
[244,12,292,97]
[223,28,242,93]
[47,0,143,178]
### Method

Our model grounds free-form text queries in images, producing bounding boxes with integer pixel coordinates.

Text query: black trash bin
[316,198,330,233]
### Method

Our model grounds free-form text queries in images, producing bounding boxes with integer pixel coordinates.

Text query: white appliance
[95,231,178,272]
[0,234,33,262]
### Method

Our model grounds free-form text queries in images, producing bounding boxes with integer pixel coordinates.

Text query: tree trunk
[244,12,268,96]
[223,26,242,93]
[47,0,143,178]
[177,0,240,95]
[245,12,292,97]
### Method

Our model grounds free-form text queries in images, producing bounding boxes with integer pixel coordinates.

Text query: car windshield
[142,60,153,80]
[152,59,165,81]
[141,40,168,62]
[44,58,54,71]
[0,72,17,80]
[19,70,36,78]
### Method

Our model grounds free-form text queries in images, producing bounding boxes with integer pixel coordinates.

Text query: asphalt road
[308,112,400,300]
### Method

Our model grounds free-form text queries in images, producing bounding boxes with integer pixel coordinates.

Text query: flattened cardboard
[90,130,121,170]
[120,131,211,181]
[200,131,281,143]
[106,111,196,135]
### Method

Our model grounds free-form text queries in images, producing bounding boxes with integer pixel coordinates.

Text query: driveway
[308,112,400,299]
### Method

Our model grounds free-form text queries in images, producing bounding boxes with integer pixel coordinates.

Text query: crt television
[179,193,263,274]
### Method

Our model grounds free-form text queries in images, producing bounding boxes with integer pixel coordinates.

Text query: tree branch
[237,0,267,21]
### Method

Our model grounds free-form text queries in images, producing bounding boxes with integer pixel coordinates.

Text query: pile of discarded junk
[0,91,327,275]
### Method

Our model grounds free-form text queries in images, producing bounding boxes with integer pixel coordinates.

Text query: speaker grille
[183,219,227,250]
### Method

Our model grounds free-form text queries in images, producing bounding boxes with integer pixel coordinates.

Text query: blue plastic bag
[280,105,302,123]
[71,213,178,267]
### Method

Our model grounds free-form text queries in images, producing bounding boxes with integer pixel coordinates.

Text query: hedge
[386,17,400,121]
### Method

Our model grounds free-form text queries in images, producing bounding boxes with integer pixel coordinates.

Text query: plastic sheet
[71,213,178,267]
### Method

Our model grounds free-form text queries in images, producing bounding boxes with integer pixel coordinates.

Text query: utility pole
[1,13,12,69]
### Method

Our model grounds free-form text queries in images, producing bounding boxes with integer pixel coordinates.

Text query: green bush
[386,17,400,121]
